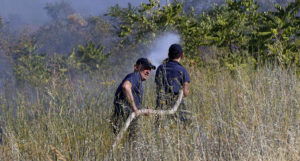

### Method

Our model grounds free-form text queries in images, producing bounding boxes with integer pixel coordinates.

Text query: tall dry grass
[0,66,299,161]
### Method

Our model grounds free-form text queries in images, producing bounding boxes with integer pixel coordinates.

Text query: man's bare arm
[183,82,189,97]
[122,80,140,114]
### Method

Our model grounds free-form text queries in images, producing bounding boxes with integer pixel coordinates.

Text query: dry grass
[0,66,299,160]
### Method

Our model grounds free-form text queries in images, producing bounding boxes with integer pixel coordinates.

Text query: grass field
[0,65,299,161]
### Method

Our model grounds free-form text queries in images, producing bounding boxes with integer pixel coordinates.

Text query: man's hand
[183,82,190,97]
[133,109,141,116]
[142,108,153,116]
[134,109,153,116]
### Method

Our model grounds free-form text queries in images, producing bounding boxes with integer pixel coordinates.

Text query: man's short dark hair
[168,44,183,60]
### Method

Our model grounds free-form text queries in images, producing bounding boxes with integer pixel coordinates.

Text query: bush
[68,42,110,71]
[109,0,300,68]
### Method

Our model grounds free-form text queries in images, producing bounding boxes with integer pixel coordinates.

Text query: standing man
[112,58,156,143]
[155,44,191,125]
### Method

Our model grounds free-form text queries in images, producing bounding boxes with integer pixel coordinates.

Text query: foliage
[108,0,186,44]
[68,42,110,71]
[255,1,300,66]
[12,39,68,87]
[14,54,51,87]
[12,40,110,87]
[109,0,300,68]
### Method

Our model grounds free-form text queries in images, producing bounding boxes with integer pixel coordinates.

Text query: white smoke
[0,0,151,26]
[147,33,180,68]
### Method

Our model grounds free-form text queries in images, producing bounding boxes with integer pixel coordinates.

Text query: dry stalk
[112,90,183,151]
[49,145,67,161]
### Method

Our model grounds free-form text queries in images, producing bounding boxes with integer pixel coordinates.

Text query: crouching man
[111,58,156,147]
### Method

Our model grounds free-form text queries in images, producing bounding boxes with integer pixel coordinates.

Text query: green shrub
[109,0,300,68]
[68,42,110,71]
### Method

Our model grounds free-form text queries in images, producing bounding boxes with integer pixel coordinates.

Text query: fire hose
[112,90,183,151]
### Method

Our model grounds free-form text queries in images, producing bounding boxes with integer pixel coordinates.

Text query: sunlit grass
[0,65,299,160]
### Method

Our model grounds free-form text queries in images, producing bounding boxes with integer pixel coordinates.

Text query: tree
[109,0,300,67]
[68,42,110,71]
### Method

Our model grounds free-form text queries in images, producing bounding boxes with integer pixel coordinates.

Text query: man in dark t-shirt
[112,58,155,141]
[155,44,191,125]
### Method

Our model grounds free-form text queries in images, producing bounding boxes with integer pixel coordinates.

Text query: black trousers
[111,103,140,142]
[157,92,189,117]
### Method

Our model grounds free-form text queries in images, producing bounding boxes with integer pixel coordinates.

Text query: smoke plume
[0,0,149,27]
[147,33,181,68]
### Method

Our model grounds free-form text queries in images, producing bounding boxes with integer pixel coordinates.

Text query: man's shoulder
[174,63,190,77]
[124,72,138,78]
[171,62,188,72]
[180,65,189,73]
[124,72,141,84]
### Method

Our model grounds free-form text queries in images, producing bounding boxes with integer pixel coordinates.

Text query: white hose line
[112,90,183,151]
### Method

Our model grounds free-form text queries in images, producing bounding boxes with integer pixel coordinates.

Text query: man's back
[155,60,190,95]
[154,44,191,124]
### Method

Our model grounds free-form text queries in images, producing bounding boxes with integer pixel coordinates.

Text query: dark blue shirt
[114,72,144,109]
[155,60,190,94]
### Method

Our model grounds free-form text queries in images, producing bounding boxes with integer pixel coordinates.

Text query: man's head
[168,44,183,60]
[134,58,156,81]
